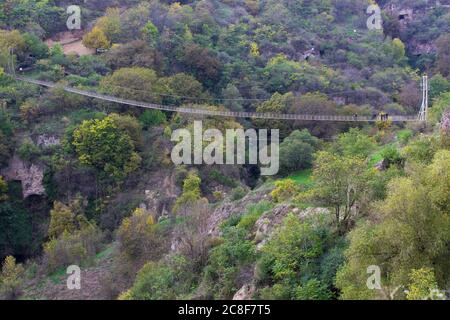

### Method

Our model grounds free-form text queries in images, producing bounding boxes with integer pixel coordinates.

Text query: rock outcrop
[209,186,272,236]
[254,206,330,250]
[1,155,45,198]
[233,284,255,300]
[143,169,180,217]
[374,159,389,171]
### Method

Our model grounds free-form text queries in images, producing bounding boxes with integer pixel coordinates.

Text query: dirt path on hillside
[22,246,115,300]
[45,31,94,56]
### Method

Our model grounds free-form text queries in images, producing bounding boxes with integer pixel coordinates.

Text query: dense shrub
[120,255,195,300]
[231,186,247,201]
[256,214,334,300]
[116,208,162,261]
[0,256,24,300]
[270,179,298,203]
[43,223,103,273]
[203,226,256,299]
[237,201,273,231]
[279,130,319,175]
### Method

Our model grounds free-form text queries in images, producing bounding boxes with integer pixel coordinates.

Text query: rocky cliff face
[230,203,330,300]
[1,155,45,198]
[143,169,180,218]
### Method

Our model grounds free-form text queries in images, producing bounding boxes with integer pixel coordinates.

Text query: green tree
[380,146,404,169]
[161,73,205,105]
[0,190,32,260]
[120,3,151,40]
[258,214,332,300]
[173,172,202,214]
[406,268,442,300]
[203,224,256,299]
[95,8,122,43]
[337,128,376,158]
[403,134,439,164]
[391,38,406,65]
[0,256,24,299]
[120,255,194,300]
[295,279,333,300]
[72,115,141,181]
[221,84,244,112]
[0,131,12,167]
[82,27,110,50]
[0,176,7,201]
[336,151,450,299]
[250,42,260,57]
[304,151,372,230]
[279,129,319,175]
[181,44,221,88]
[271,179,298,203]
[263,54,302,93]
[48,201,76,239]
[429,74,450,101]
[139,110,166,130]
[107,113,143,150]
[255,92,294,134]
[23,33,48,60]
[116,208,160,261]
[0,30,26,55]
[100,67,167,103]
[17,138,40,161]
[43,220,103,273]
[141,21,159,47]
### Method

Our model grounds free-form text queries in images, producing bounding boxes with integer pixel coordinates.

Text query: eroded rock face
[1,155,45,198]
[143,170,179,217]
[209,188,271,236]
[254,203,293,247]
[254,206,330,250]
[231,205,330,299]
[233,283,255,300]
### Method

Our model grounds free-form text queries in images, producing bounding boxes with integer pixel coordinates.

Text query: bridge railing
[14,76,421,123]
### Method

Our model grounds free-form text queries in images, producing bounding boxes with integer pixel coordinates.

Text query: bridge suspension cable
[11,75,423,123]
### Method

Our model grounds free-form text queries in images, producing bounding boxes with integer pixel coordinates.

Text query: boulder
[1,155,45,198]
[233,284,255,300]
[375,159,388,171]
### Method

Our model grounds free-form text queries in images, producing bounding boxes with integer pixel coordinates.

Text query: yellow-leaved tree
[0,256,24,299]
[48,201,76,238]
[82,27,110,50]
[117,208,159,261]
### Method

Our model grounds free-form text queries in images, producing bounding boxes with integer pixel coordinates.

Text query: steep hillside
[0,0,449,300]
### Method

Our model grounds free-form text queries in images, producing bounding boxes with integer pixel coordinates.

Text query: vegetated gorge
[0,0,449,300]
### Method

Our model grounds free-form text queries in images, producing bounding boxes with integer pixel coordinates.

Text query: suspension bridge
[6,50,428,123]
